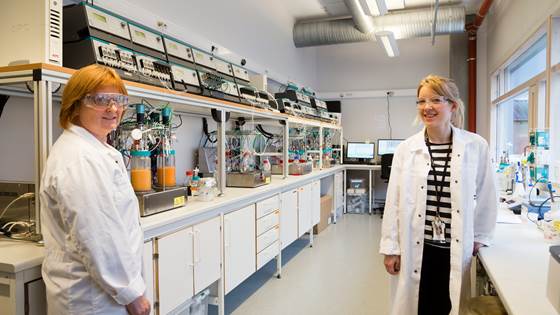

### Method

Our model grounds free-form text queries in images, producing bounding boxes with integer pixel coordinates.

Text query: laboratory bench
[477,208,559,315]
[0,165,346,315]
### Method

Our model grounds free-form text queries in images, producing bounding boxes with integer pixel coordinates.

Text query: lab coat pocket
[112,171,136,209]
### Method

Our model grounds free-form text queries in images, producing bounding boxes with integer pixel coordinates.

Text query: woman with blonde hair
[40,64,150,315]
[380,74,497,315]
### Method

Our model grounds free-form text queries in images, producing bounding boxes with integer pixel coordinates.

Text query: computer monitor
[346,142,375,159]
[377,139,403,156]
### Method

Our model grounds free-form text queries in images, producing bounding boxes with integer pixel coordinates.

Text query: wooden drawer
[256,210,280,236]
[256,195,280,219]
[257,240,279,270]
[257,225,279,253]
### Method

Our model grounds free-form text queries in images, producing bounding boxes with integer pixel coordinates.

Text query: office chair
[376,154,394,217]
[380,154,394,182]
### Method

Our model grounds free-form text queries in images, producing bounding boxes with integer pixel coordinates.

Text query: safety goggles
[83,93,129,110]
[416,96,449,107]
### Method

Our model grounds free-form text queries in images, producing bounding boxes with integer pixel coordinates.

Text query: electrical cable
[0,193,34,222]
[386,93,393,139]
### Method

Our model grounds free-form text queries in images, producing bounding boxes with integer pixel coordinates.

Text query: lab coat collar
[407,125,469,152]
[68,124,114,152]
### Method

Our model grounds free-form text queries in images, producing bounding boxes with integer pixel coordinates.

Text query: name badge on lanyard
[425,130,452,244]
[432,217,446,243]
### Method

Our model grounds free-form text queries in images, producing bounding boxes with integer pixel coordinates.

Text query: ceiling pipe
[293,5,465,47]
[465,0,493,132]
[344,0,376,33]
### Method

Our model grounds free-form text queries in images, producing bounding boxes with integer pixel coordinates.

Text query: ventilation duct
[293,4,465,47]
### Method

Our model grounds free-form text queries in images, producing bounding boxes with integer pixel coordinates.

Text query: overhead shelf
[0,63,342,129]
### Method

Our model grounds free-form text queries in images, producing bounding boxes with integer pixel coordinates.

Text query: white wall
[0,97,36,182]
[341,97,421,143]
[0,96,209,185]
[315,36,450,91]
[485,0,560,74]
[89,0,318,88]
[315,35,450,141]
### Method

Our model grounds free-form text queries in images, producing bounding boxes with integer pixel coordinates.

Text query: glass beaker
[130,150,152,192]
[157,149,176,187]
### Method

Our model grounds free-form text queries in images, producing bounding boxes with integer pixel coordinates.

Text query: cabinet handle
[194,229,201,264]
[224,219,230,248]
[188,230,195,268]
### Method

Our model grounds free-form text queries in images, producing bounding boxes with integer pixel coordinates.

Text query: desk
[343,164,381,214]
[477,208,559,315]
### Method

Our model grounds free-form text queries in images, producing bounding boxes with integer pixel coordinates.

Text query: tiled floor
[226,214,391,315]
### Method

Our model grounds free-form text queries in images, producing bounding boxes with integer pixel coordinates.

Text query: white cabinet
[224,205,256,294]
[193,216,221,294]
[142,241,155,312]
[298,183,312,237]
[311,180,321,226]
[157,227,194,315]
[280,189,299,249]
[156,216,221,314]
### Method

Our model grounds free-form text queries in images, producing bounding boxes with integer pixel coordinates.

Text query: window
[505,35,547,93]
[495,91,529,161]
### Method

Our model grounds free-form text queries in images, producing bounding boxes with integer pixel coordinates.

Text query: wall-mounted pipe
[466,0,493,132]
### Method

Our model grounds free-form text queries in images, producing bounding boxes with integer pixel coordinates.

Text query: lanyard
[425,131,452,219]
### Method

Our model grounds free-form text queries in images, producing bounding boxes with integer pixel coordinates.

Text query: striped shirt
[424,141,452,248]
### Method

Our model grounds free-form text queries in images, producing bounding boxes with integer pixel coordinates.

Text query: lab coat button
[454,180,458,183]
[456,239,460,243]
[416,241,420,245]
[418,214,422,218]
[414,269,418,273]
[421,186,424,189]
[456,209,460,214]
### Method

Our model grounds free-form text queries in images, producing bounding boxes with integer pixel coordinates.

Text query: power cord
[386,91,393,139]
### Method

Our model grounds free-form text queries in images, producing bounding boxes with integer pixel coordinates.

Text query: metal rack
[0,63,343,233]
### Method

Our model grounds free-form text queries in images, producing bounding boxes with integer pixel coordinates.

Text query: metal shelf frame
[0,63,342,231]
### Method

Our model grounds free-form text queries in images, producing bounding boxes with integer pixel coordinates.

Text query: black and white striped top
[424,142,452,248]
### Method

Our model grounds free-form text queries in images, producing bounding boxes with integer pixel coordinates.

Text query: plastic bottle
[130,150,152,192]
[191,175,201,196]
[184,170,193,192]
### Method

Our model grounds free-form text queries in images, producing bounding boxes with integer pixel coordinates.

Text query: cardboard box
[314,195,332,234]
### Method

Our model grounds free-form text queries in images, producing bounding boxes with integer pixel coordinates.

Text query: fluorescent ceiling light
[359,0,388,16]
[385,0,405,10]
[375,31,399,57]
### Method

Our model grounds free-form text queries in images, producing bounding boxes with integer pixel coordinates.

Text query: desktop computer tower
[0,0,63,67]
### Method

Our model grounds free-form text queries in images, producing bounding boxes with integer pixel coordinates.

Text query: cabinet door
[280,190,299,249]
[142,241,154,311]
[298,184,312,237]
[193,216,222,294]
[158,227,194,315]
[224,205,256,294]
[25,279,46,315]
[311,180,321,225]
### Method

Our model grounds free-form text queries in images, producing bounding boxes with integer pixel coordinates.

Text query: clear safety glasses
[83,93,129,110]
[416,96,449,107]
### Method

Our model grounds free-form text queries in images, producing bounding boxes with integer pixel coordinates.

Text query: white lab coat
[379,126,498,315]
[40,125,145,314]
